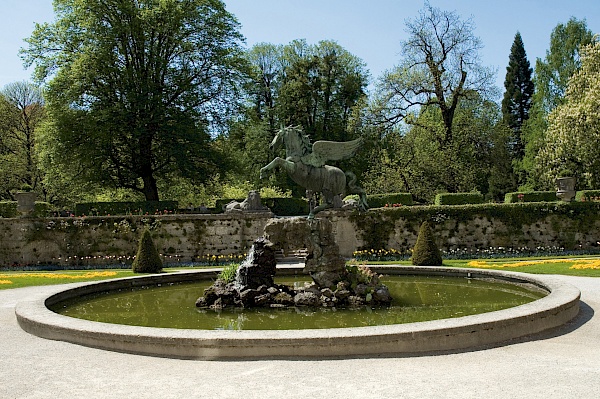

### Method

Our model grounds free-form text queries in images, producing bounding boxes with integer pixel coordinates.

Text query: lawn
[2,256,599,290]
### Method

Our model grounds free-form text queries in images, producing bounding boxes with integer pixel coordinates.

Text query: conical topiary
[411,221,442,266]
[132,229,163,273]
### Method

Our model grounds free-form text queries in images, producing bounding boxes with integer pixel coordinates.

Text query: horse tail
[345,171,369,211]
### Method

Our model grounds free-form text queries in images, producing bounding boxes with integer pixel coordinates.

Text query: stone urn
[556,177,576,202]
[15,191,36,217]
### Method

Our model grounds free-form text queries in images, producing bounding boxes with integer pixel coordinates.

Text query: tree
[132,229,163,273]
[536,41,600,189]
[521,18,595,189]
[22,0,247,201]
[0,81,45,199]
[373,2,495,147]
[501,32,534,160]
[411,221,442,266]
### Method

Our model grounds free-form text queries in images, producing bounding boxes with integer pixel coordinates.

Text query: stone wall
[1,202,599,267]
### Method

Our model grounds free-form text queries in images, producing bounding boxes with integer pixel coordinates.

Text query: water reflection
[51,276,546,330]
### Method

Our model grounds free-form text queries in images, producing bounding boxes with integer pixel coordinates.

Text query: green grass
[2,256,600,290]
[0,270,137,290]
[364,256,600,277]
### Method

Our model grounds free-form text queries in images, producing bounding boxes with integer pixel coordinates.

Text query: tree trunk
[142,174,159,201]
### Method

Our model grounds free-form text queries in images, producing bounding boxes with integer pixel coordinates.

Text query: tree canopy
[22,0,248,200]
[373,2,495,147]
[537,41,600,189]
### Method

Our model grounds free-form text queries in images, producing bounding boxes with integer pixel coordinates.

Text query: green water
[50,276,546,330]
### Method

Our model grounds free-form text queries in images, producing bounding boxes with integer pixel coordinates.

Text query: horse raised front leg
[260,158,281,179]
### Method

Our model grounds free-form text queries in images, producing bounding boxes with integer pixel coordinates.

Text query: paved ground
[1,275,600,399]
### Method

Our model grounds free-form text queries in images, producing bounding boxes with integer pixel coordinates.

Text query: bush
[75,201,178,216]
[575,190,600,202]
[504,191,558,203]
[0,201,53,218]
[132,229,163,273]
[215,197,309,216]
[411,221,442,266]
[434,192,484,205]
[365,193,413,208]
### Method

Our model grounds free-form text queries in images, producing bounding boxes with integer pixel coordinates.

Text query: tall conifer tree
[502,32,534,161]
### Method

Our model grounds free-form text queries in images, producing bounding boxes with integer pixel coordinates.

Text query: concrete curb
[15,266,580,359]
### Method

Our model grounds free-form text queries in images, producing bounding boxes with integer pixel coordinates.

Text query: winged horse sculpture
[260,126,369,218]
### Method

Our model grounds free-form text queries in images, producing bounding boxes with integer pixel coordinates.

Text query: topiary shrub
[434,192,484,205]
[411,221,442,266]
[575,190,600,202]
[132,229,163,273]
[504,191,558,203]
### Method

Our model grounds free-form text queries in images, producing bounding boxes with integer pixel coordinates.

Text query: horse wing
[301,138,363,167]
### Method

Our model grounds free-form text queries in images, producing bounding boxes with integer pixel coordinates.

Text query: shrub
[75,201,178,216]
[366,193,413,208]
[218,263,239,283]
[504,191,558,203]
[132,229,163,273]
[434,192,484,205]
[0,201,53,218]
[575,190,600,202]
[411,221,442,266]
[216,197,309,216]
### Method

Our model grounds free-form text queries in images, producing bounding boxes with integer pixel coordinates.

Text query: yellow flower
[0,280,13,284]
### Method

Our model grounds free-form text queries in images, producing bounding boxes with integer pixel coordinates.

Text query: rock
[294,291,320,307]
[373,285,393,304]
[267,286,279,295]
[236,237,277,289]
[333,289,351,301]
[254,293,271,307]
[320,288,334,298]
[195,297,208,307]
[354,283,369,296]
[273,292,294,306]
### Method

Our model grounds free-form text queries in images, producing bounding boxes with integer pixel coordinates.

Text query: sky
[1,0,599,92]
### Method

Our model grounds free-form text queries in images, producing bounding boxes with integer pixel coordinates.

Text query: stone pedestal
[15,192,36,218]
[556,177,576,202]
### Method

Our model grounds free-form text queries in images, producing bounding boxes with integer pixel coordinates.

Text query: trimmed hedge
[132,229,163,273]
[575,190,600,202]
[0,201,52,218]
[75,201,178,216]
[216,197,309,216]
[504,191,557,203]
[434,192,484,205]
[411,221,442,266]
[366,193,413,208]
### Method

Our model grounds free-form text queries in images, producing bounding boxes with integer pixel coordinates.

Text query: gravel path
[1,275,599,399]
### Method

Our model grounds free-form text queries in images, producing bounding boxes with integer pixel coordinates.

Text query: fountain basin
[15,266,580,359]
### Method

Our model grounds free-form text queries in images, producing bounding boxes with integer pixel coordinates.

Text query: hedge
[575,190,600,202]
[504,191,558,203]
[366,193,413,208]
[75,201,178,216]
[0,201,52,218]
[216,197,309,216]
[434,192,484,205]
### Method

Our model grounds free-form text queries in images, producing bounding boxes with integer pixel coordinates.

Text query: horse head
[270,125,309,158]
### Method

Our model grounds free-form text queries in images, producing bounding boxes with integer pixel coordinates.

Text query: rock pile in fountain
[195,218,392,310]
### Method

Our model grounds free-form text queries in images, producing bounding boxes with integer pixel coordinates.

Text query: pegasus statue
[260,126,369,218]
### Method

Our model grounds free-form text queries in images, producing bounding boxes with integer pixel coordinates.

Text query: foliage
[501,31,534,179]
[0,270,134,290]
[411,221,442,266]
[575,190,600,202]
[75,201,178,216]
[23,0,247,201]
[0,82,46,200]
[0,201,52,218]
[434,192,484,206]
[366,193,413,208]
[373,3,495,146]
[132,229,163,273]
[521,18,596,189]
[536,40,600,188]
[214,197,308,216]
[504,191,557,203]
[217,263,239,283]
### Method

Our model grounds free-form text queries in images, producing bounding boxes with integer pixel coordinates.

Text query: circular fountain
[15,264,580,359]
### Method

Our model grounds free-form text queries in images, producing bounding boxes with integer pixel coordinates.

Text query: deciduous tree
[22,0,247,201]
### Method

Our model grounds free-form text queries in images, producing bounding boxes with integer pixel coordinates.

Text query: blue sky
[1,0,599,92]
